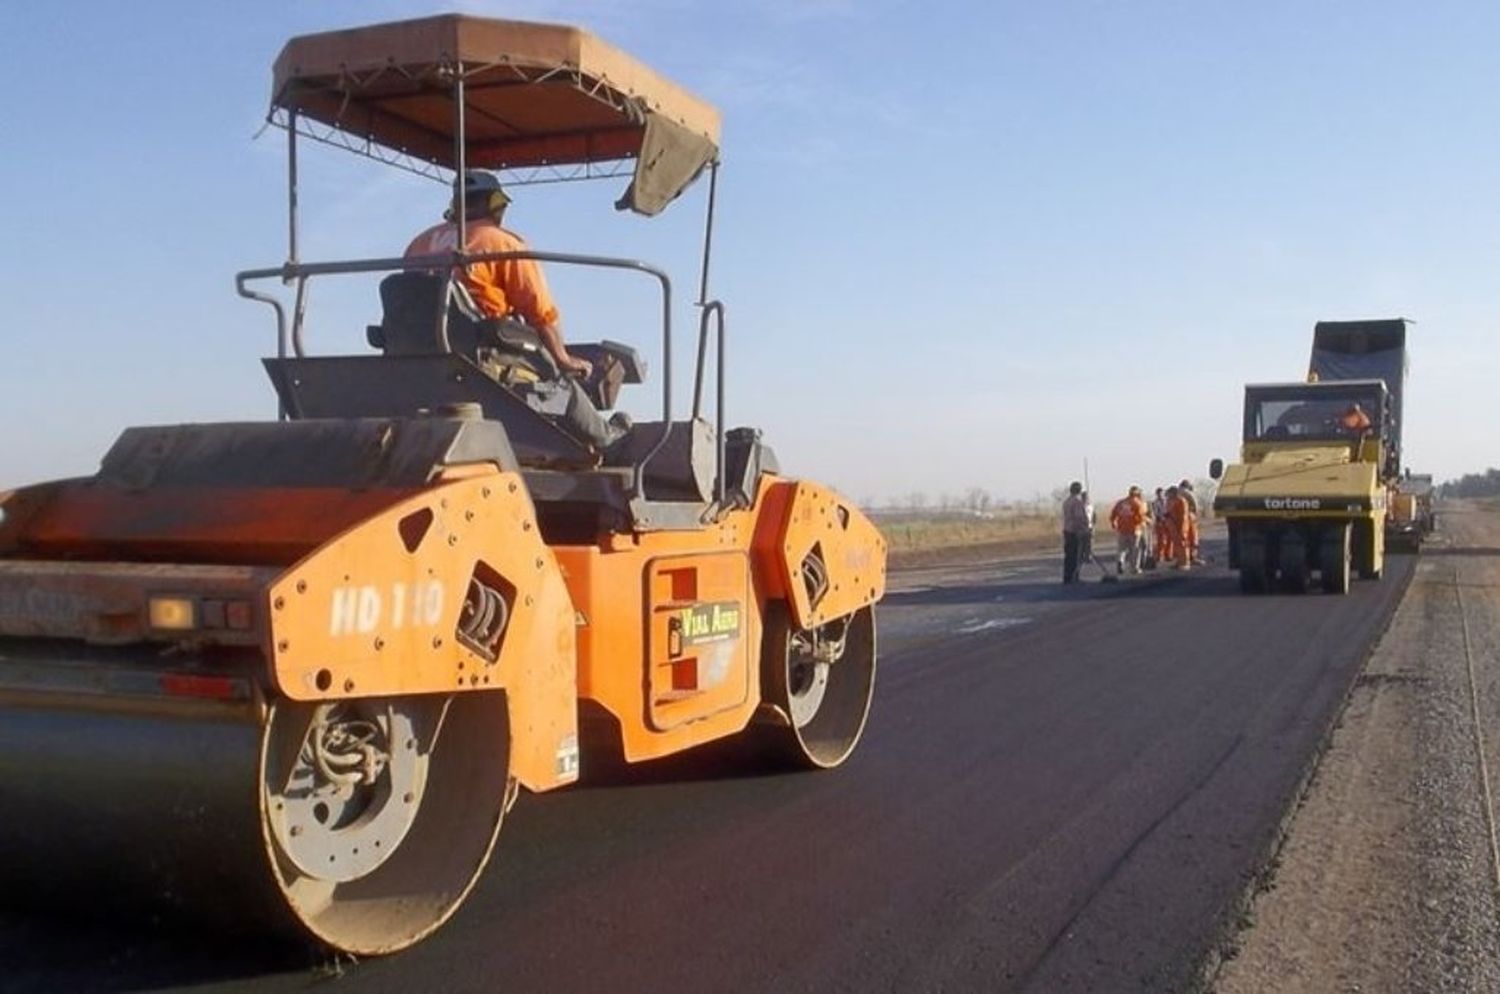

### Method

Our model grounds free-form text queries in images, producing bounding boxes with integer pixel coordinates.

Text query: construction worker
[1164,485,1191,569]
[1061,482,1089,584]
[1339,402,1372,433]
[1136,486,1154,569]
[1109,486,1150,575]
[406,170,592,378]
[1179,479,1203,565]
[1151,486,1171,566]
[406,171,629,452]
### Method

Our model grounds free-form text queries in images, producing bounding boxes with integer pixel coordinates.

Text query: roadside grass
[876,509,1219,562]
[876,513,1058,556]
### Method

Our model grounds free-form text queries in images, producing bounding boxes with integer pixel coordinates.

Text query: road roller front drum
[762,604,877,770]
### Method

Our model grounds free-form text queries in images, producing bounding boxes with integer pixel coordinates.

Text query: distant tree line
[864,476,1219,519]
[1441,468,1500,498]
[864,488,1053,518]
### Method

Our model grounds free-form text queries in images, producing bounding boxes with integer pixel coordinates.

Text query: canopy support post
[281,107,300,420]
[438,66,467,355]
[453,69,468,253]
[287,108,300,273]
[690,160,725,513]
[696,160,719,307]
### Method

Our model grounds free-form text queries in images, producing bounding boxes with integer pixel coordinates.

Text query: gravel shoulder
[1213,501,1500,994]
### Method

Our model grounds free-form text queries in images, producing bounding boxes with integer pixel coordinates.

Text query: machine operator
[406,171,630,453]
[406,171,593,379]
[1339,402,1372,434]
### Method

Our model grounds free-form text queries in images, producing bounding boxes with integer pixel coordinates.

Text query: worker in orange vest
[1164,485,1191,569]
[1179,479,1203,565]
[1339,403,1372,433]
[1109,486,1150,575]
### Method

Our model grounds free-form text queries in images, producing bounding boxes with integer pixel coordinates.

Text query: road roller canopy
[271,14,721,215]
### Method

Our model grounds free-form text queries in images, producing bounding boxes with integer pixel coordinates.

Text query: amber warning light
[148,596,255,632]
[148,597,196,631]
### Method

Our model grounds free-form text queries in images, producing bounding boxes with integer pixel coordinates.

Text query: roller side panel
[266,471,578,793]
[752,480,887,631]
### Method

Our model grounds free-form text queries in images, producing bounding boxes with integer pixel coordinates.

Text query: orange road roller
[0,15,885,955]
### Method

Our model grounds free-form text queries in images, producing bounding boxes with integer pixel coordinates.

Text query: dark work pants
[559,376,622,449]
[1063,532,1082,583]
[525,376,624,451]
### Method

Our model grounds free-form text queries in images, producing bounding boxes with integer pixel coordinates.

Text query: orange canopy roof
[272,15,721,213]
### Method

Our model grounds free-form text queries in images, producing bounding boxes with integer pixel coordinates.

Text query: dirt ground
[1212,501,1500,993]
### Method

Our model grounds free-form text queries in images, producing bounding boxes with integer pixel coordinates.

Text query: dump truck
[1309,319,1419,555]
[1309,320,1410,472]
[0,15,885,956]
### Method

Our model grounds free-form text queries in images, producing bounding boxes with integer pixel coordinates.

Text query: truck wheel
[1320,524,1352,594]
[1280,534,1310,594]
[1238,527,1266,595]
[1354,520,1382,580]
[762,603,876,770]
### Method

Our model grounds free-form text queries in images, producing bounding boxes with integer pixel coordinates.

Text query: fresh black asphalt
[0,543,1414,993]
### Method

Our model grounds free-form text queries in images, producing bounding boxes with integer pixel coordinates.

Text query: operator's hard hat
[448,170,511,219]
[462,170,510,203]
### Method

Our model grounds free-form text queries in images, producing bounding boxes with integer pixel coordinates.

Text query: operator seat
[367,271,634,453]
[367,272,558,381]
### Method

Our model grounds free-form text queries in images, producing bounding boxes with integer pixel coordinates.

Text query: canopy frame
[267,56,659,187]
[251,16,733,512]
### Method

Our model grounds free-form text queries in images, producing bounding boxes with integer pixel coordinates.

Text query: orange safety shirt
[1166,494,1190,531]
[1110,495,1149,535]
[404,219,560,328]
[1340,407,1371,431]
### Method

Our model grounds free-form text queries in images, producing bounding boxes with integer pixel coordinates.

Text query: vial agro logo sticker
[676,601,742,646]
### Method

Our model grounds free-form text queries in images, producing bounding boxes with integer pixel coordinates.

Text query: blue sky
[2,1,1495,504]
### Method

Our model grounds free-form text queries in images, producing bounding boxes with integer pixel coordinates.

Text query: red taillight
[159,673,247,700]
[226,600,254,630]
[195,598,255,632]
